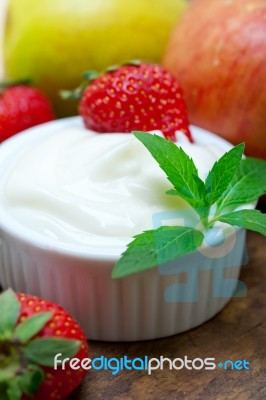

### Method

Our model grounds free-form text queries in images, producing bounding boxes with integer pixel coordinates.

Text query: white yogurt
[1,127,225,249]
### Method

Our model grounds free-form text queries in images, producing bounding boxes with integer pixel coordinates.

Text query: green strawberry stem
[0,79,32,93]
[61,60,143,100]
[60,71,100,100]
[60,81,89,100]
[82,70,100,81]
[0,289,81,400]
[104,60,142,73]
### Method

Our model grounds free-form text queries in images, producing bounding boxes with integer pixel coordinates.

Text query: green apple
[4,0,187,117]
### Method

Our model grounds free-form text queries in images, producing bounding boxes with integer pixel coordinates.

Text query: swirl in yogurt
[2,127,226,249]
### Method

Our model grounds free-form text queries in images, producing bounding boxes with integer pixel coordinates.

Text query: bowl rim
[0,117,252,262]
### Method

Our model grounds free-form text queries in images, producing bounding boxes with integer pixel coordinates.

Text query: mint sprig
[112,132,266,279]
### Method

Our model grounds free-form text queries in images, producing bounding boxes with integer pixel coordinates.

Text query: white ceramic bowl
[0,118,249,341]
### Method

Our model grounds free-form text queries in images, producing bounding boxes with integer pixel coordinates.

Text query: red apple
[163,0,266,159]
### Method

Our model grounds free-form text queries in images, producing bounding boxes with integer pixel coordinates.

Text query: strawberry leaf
[0,384,8,400]
[133,132,206,210]
[0,289,20,338]
[19,365,44,395]
[112,226,204,279]
[217,210,266,236]
[6,380,22,400]
[216,157,266,211]
[24,338,81,367]
[0,359,19,382]
[205,143,245,205]
[14,312,53,344]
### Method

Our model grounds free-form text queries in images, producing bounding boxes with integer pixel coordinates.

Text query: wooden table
[1,209,265,400]
[70,226,266,399]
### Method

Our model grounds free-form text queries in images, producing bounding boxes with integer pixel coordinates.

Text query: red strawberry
[0,289,88,400]
[0,82,54,142]
[77,63,192,142]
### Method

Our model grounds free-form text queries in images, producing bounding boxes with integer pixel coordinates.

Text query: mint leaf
[133,132,206,209]
[217,210,266,236]
[216,157,266,211]
[205,143,245,205]
[14,312,53,344]
[112,226,204,279]
[166,175,207,199]
[0,289,20,338]
[166,189,180,196]
[24,338,81,367]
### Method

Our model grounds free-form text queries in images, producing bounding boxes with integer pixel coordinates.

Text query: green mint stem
[201,216,209,230]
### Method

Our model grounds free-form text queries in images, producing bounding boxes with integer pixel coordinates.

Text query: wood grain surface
[69,228,266,400]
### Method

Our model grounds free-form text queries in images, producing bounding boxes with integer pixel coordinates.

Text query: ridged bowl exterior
[0,228,246,341]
